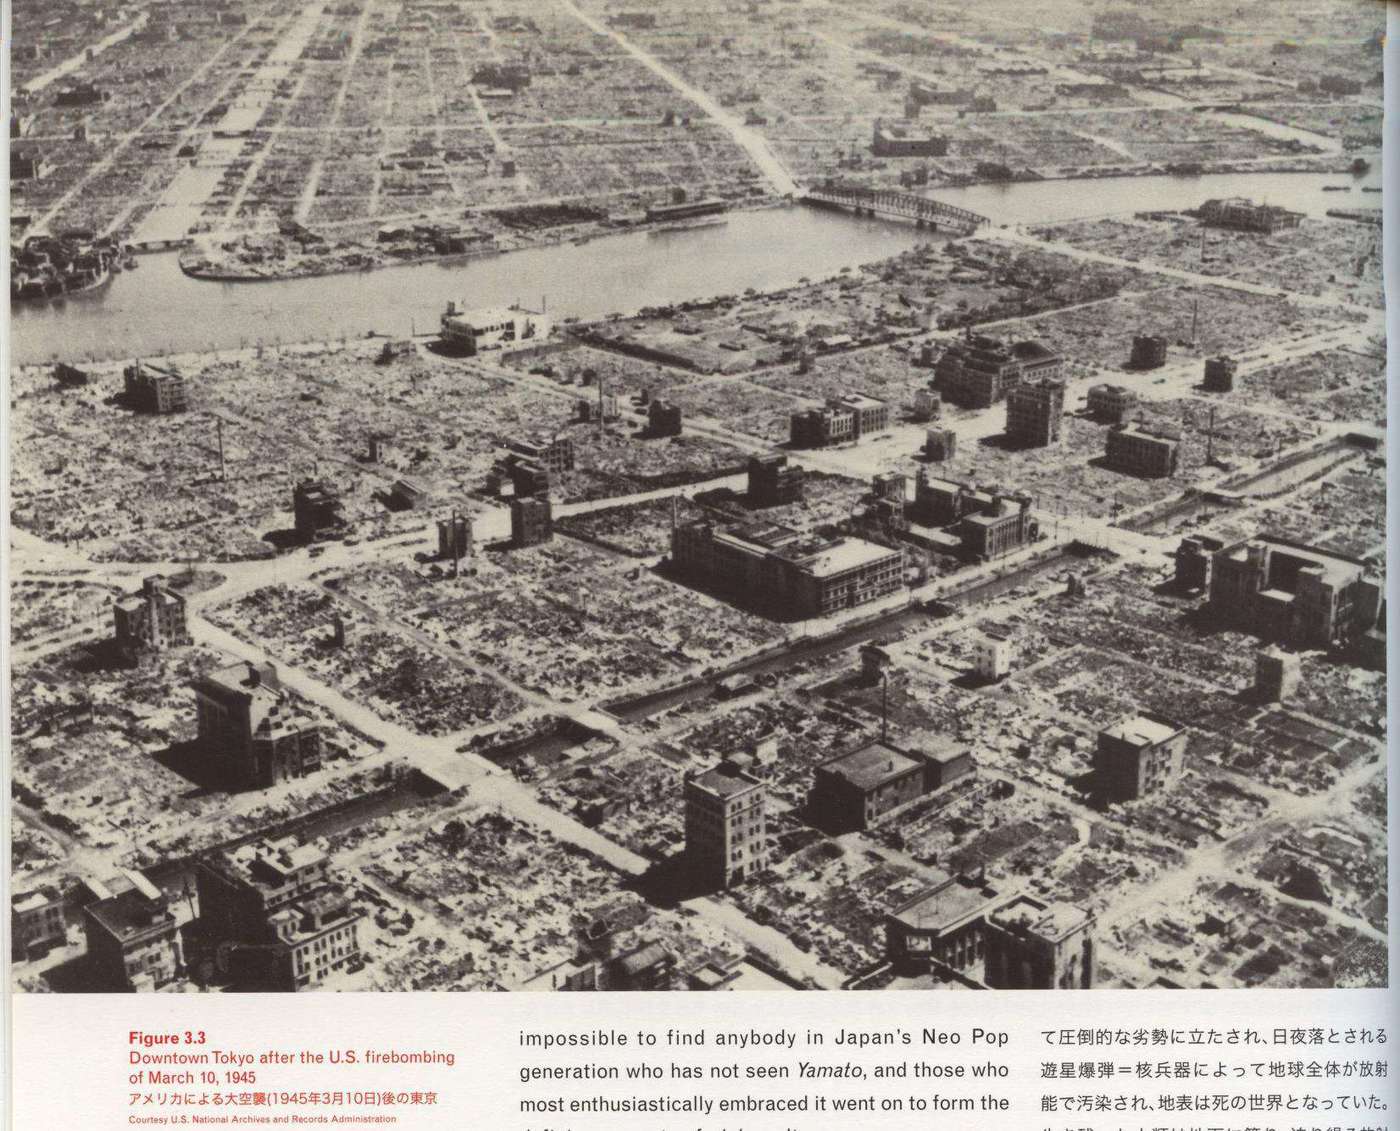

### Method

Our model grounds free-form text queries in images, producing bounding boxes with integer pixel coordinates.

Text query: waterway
[10,166,1379,367]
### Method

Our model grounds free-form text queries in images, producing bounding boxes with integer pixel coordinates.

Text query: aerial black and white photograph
[6,0,1388,994]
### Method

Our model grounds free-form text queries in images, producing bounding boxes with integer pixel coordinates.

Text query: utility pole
[881,671,890,742]
[1204,405,1218,466]
[1190,295,1199,349]
[215,414,226,482]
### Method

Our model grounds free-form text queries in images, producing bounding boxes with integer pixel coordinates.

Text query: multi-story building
[83,872,183,991]
[1203,356,1237,392]
[1199,198,1304,234]
[671,519,904,620]
[439,302,550,355]
[198,837,362,992]
[508,435,575,475]
[747,453,805,507]
[684,761,767,889]
[114,575,191,656]
[389,477,428,511]
[886,876,1095,989]
[912,388,941,422]
[934,336,1062,408]
[1207,537,1382,650]
[1254,645,1301,703]
[908,473,1038,560]
[1130,335,1168,370]
[192,661,322,790]
[789,394,889,447]
[972,631,1012,681]
[923,427,957,462]
[809,736,971,832]
[1094,712,1187,802]
[983,896,1096,989]
[1005,379,1064,447]
[1104,421,1180,478]
[437,513,473,562]
[1086,383,1136,423]
[12,885,65,959]
[1174,535,1225,591]
[871,118,949,157]
[647,399,683,437]
[292,479,346,542]
[123,362,188,414]
[957,494,1036,560]
[511,495,553,547]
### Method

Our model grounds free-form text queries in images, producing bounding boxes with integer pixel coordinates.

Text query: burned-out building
[1206,537,1382,650]
[1130,335,1168,370]
[809,735,972,832]
[747,453,804,507]
[292,479,346,542]
[789,394,890,448]
[1199,198,1304,234]
[123,362,189,414]
[198,837,362,992]
[646,399,683,437]
[1104,421,1181,478]
[437,513,473,562]
[114,575,191,656]
[12,886,65,960]
[908,473,1037,560]
[886,875,1096,989]
[82,872,183,992]
[934,336,1063,408]
[1005,379,1064,447]
[1094,712,1187,802]
[192,661,322,790]
[684,760,767,890]
[671,519,904,620]
[1087,383,1136,423]
[1203,356,1237,392]
[511,495,554,547]
[871,118,949,157]
[1174,535,1226,591]
[923,427,957,462]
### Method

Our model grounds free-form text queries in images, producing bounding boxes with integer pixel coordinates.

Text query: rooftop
[891,875,1002,936]
[220,835,327,888]
[85,886,174,942]
[988,894,1091,941]
[1103,713,1181,747]
[820,741,921,791]
[791,537,901,578]
[689,761,764,801]
[718,520,801,552]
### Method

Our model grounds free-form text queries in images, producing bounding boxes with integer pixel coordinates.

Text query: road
[556,0,799,197]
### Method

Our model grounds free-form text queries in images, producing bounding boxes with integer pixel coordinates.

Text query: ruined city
[8,0,1387,996]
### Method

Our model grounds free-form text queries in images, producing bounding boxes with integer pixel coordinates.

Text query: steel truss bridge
[802,183,989,234]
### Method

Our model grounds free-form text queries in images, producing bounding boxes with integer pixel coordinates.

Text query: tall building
[511,495,553,547]
[935,336,1062,408]
[908,473,1038,560]
[1004,379,1064,447]
[1094,712,1186,802]
[192,661,322,790]
[684,761,767,889]
[1174,535,1225,591]
[82,872,183,991]
[1208,538,1382,650]
[923,427,956,462]
[789,394,889,447]
[198,836,362,991]
[983,896,1095,989]
[809,736,971,832]
[1104,421,1180,478]
[886,876,1096,989]
[1086,383,1136,423]
[647,399,683,437]
[1130,335,1168,370]
[113,575,191,656]
[12,885,65,960]
[1203,356,1237,392]
[671,519,904,620]
[747,453,805,507]
[972,631,1012,681]
[437,513,473,562]
[123,362,188,414]
[1254,645,1301,703]
[292,479,346,542]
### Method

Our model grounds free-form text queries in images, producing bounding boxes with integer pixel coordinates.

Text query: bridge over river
[802,183,990,234]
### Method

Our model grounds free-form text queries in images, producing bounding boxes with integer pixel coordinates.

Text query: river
[10,166,1378,367]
